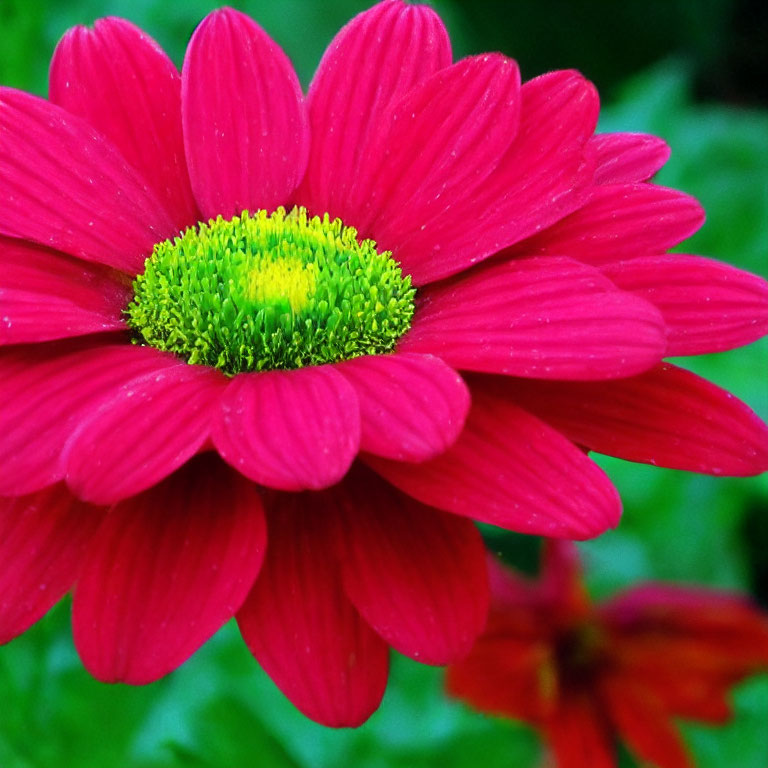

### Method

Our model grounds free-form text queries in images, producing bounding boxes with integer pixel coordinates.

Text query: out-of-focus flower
[1,0,767,726]
[447,543,768,767]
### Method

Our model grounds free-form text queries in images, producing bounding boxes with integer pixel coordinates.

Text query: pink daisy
[1,1,767,726]
[447,544,768,768]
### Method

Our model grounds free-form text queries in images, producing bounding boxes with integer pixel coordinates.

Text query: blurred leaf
[0,600,168,768]
[169,697,301,768]
[682,675,768,768]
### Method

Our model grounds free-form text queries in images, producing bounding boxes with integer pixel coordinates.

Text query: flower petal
[318,52,521,281]
[601,584,768,668]
[601,677,694,768]
[49,17,198,230]
[515,183,705,266]
[0,237,130,344]
[297,0,451,218]
[238,493,388,727]
[602,254,768,355]
[400,257,666,380]
[612,667,733,724]
[537,541,591,621]
[0,341,180,497]
[213,365,360,491]
[65,363,227,504]
[589,133,670,185]
[504,363,768,476]
[0,485,102,644]
[182,7,308,219]
[73,456,266,684]
[334,466,488,664]
[546,695,617,768]
[445,635,550,722]
[336,353,469,461]
[373,69,598,285]
[367,382,622,539]
[0,88,177,274]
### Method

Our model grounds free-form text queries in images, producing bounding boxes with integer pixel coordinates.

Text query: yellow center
[246,257,317,313]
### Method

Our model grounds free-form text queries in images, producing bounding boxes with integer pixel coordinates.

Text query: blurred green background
[1,0,767,766]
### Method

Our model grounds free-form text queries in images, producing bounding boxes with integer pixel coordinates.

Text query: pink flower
[0,1,767,726]
[446,544,768,768]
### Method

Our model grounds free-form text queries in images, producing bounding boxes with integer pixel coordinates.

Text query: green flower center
[125,207,416,375]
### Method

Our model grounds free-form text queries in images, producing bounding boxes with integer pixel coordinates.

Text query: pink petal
[514,183,705,266]
[49,17,198,230]
[213,365,360,491]
[334,467,488,664]
[297,0,451,218]
[0,485,103,644]
[504,363,768,476]
[65,363,227,504]
[73,456,266,684]
[602,254,768,355]
[238,493,389,727]
[401,257,666,380]
[336,353,469,461]
[0,88,177,274]
[367,382,622,539]
[334,54,521,284]
[182,8,308,220]
[589,133,670,185]
[0,237,130,344]
[376,69,597,285]
[0,341,180,496]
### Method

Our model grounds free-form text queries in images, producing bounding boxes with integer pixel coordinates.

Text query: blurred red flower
[447,543,768,767]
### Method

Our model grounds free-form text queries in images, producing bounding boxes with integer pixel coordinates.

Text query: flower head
[1,1,768,726]
[446,544,768,768]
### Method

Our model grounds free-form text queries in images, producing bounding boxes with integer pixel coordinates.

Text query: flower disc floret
[126,207,416,374]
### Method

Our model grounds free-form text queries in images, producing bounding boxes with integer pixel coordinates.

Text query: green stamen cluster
[125,207,416,375]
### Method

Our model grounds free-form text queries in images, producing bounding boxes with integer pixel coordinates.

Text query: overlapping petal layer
[365,68,598,284]
[0,89,176,274]
[513,183,705,265]
[73,457,266,684]
[333,467,488,664]
[503,363,768,475]
[298,0,452,218]
[0,485,102,644]
[400,257,667,380]
[336,353,469,461]
[0,237,130,344]
[50,17,199,230]
[589,132,670,185]
[65,363,227,504]
[369,384,622,538]
[0,342,179,496]
[341,53,522,280]
[238,493,388,727]
[602,254,768,355]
